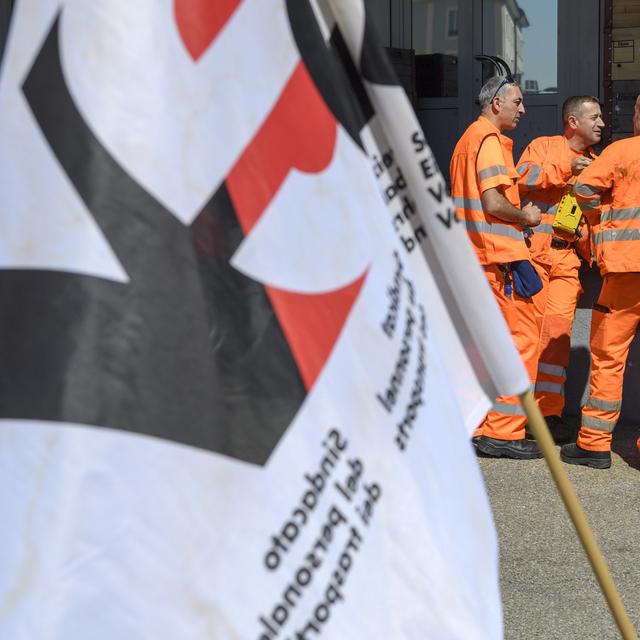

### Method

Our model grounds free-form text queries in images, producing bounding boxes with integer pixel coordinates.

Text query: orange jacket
[516,135,595,265]
[450,115,530,265]
[574,135,640,274]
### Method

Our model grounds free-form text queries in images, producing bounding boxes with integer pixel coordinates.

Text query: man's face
[495,85,525,131]
[571,101,604,145]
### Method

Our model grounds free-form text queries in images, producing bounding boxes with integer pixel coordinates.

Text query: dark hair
[562,96,600,124]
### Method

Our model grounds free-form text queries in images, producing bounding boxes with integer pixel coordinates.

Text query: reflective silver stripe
[574,182,602,197]
[580,198,601,211]
[525,164,541,187]
[600,207,640,222]
[492,401,525,416]
[535,381,564,396]
[478,165,508,181]
[593,228,640,244]
[453,196,483,211]
[516,162,530,176]
[585,397,622,412]
[582,415,616,432]
[535,223,554,235]
[464,219,525,240]
[538,362,566,378]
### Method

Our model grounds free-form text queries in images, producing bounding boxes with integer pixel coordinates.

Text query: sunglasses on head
[490,74,516,102]
[475,55,516,102]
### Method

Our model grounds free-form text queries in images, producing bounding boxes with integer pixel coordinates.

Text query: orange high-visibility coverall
[450,115,541,440]
[516,136,595,417]
[574,135,640,451]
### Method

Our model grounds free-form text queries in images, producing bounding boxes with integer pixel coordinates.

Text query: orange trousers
[534,247,582,417]
[474,264,545,440]
[578,273,640,451]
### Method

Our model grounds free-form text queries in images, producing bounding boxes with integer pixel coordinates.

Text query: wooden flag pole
[520,390,637,639]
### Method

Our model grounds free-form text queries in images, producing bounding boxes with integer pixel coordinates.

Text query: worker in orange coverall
[516,96,604,444]
[560,95,640,469]
[450,75,543,459]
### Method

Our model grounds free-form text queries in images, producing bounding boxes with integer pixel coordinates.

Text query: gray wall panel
[558,0,601,99]
[415,106,459,183]
[367,0,393,46]
[507,103,559,163]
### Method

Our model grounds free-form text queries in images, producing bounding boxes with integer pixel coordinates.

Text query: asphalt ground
[478,417,640,639]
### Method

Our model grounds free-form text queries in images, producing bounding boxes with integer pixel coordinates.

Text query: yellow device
[553,190,583,238]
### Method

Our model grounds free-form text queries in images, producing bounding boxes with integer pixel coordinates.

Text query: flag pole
[521,390,637,640]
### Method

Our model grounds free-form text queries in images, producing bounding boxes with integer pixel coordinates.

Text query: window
[482,0,557,94]
[517,0,557,93]
[412,1,459,97]
[446,8,458,38]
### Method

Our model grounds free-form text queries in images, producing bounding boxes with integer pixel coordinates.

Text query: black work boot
[476,436,543,459]
[560,443,611,469]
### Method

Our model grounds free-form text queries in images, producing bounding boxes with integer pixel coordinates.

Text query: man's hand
[521,202,542,227]
[571,156,592,175]
[481,188,543,227]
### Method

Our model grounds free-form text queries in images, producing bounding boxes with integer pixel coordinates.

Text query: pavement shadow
[577,261,601,310]
[563,262,598,417]
[564,345,590,418]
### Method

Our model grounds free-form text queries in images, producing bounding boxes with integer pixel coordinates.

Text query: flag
[0,1,527,638]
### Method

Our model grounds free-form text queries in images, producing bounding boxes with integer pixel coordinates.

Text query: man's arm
[481,187,541,227]
[573,146,615,218]
[475,134,541,226]
[516,137,590,192]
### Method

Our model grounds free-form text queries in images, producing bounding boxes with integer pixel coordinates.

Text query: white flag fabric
[0,1,510,638]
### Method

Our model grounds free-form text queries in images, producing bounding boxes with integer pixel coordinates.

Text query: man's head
[563,96,604,148]
[479,76,525,131]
